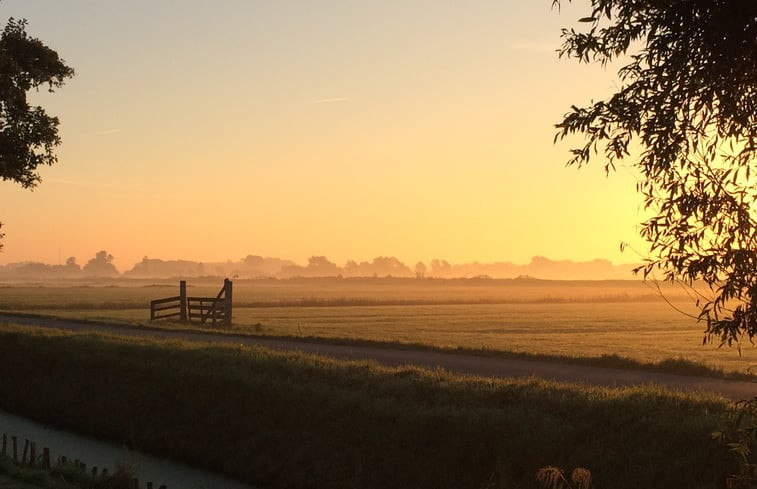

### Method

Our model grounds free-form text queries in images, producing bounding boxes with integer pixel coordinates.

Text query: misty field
[0,276,685,306]
[1,277,755,376]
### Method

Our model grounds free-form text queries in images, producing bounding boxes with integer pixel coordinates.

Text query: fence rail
[149,295,183,320]
[149,280,232,327]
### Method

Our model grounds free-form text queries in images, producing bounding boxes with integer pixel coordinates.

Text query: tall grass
[0,452,137,489]
[0,323,735,489]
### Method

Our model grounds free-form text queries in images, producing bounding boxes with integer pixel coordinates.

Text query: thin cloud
[91,128,122,136]
[311,97,349,104]
[45,178,141,188]
[46,178,116,187]
[507,41,558,54]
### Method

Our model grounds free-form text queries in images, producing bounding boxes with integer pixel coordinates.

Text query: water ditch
[0,409,258,489]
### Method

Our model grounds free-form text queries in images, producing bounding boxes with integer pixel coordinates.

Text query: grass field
[1,278,754,377]
[0,279,752,488]
[0,323,735,489]
[0,276,697,307]
[24,302,757,376]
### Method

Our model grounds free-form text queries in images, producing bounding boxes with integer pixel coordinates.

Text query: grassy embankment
[0,455,135,489]
[1,280,756,379]
[0,322,736,489]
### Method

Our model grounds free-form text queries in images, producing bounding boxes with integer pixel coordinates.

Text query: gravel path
[2,312,755,400]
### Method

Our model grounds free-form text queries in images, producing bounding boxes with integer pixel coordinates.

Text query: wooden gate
[188,279,232,327]
[150,279,232,328]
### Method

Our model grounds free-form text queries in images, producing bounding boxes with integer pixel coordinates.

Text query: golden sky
[0,1,648,271]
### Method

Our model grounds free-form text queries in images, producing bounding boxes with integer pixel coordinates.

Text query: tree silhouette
[0,14,74,251]
[0,17,73,187]
[304,256,339,276]
[554,0,757,346]
[414,261,427,278]
[82,251,118,277]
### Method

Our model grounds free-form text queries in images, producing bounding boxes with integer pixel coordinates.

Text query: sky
[0,1,650,272]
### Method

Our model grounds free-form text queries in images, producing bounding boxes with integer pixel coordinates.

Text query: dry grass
[0,276,692,307]
[2,278,754,376]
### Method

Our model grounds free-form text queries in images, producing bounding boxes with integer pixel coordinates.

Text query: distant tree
[342,260,361,277]
[48,256,80,278]
[239,254,292,277]
[341,257,413,278]
[414,261,427,278]
[61,256,80,275]
[304,256,340,276]
[429,259,452,278]
[122,257,207,278]
[553,0,757,346]
[279,256,340,277]
[82,250,119,277]
[367,256,413,277]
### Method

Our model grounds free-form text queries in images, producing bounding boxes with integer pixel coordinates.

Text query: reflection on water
[0,409,257,489]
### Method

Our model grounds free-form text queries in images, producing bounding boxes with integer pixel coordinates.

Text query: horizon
[0,2,650,272]
[0,251,641,269]
[0,251,641,281]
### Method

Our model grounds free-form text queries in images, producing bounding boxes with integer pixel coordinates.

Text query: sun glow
[0,1,648,273]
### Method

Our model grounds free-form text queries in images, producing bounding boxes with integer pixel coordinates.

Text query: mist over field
[0,253,639,281]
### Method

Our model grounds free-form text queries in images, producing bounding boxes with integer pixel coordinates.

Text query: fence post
[179,280,187,323]
[12,436,17,461]
[224,278,232,327]
[29,441,36,466]
[42,447,50,469]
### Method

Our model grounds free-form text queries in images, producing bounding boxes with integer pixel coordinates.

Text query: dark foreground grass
[0,453,136,489]
[0,323,736,489]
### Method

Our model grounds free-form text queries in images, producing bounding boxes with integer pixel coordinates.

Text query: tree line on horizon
[0,252,638,281]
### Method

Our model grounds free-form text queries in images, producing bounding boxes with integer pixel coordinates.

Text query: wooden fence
[150,279,232,327]
[1,432,167,488]
[149,281,187,321]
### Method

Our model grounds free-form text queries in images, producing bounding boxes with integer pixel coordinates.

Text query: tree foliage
[553,0,757,346]
[82,250,118,277]
[0,16,73,189]
[0,13,73,252]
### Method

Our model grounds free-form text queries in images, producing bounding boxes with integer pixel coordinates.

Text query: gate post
[224,278,232,327]
[179,280,187,323]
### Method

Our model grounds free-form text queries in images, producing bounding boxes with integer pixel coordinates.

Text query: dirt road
[2,312,755,400]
